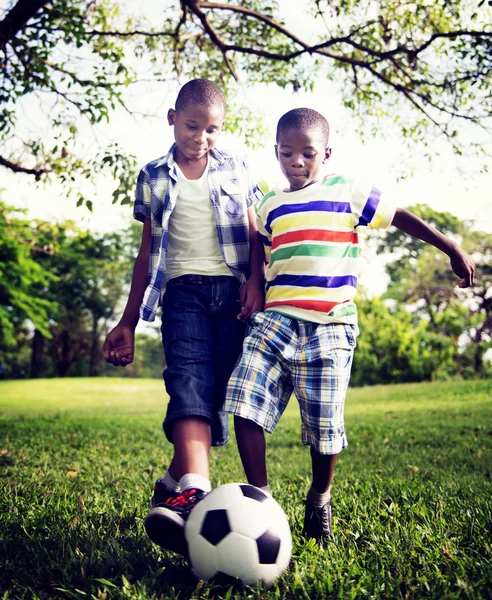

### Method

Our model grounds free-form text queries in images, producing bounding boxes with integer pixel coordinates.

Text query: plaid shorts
[224,311,357,454]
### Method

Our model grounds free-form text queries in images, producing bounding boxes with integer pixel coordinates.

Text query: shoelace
[306,503,329,529]
[163,488,199,507]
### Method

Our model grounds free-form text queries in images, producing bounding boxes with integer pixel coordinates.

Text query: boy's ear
[323,147,332,163]
[167,109,176,126]
[274,144,279,161]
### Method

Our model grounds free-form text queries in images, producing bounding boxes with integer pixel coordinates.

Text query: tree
[352,294,457,385]
[0,201,56,347]
[376,204,492,375]
[32,224,137,377]
[459,228,492,373]
[0,202,139,378]
[1,0,491,207]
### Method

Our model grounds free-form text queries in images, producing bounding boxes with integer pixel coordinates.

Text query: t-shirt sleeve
[133,167,152,222]
[255,191,274,262]
[350,179,396,230]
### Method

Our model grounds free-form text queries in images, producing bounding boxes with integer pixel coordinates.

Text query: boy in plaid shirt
[103,79,264,554]
[224,108,475,547]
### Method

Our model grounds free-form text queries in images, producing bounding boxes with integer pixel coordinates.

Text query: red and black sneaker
[148,477,181,509]
[144,486,207,555]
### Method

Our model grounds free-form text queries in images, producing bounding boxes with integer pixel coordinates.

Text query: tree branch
[181,0,491,126]
[0,154,44,180]
[185,0,239,80]
[197,0,310,50]
[0,0,48,46]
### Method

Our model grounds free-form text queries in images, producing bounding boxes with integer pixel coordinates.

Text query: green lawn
[1,378,491,599]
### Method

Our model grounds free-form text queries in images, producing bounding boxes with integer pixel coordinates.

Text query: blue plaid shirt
[134,144,264,321]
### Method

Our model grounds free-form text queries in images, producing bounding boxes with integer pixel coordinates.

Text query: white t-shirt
[165,159,233,281]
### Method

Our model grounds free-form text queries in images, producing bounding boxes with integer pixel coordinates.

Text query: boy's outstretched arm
[237,207,266,321]
[103,217,151,366]
[391,208,475,288]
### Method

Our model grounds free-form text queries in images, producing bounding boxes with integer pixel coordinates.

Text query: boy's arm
[103,217,152,366]
[237,206,266,321]
[391,207,475,288]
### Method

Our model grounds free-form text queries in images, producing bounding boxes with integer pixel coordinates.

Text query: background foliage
[1,201,491,383]
[1,0,491,206]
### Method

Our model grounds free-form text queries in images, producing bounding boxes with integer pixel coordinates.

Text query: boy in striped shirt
[224,108,475,546]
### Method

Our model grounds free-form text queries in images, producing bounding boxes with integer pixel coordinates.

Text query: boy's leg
[311,447,338,495]
[145,278,216,553]
[234,416,268,488]
[146,276,244,554]
[224,312,296,493]
[210,276,246,450]
[302,448,338,544]
[294,322,357,546]
[169,416,212,481]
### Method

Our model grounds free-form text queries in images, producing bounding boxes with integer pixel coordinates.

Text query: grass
[1,378,491,599]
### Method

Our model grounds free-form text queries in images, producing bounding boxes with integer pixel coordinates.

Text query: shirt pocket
[219,178,246,218]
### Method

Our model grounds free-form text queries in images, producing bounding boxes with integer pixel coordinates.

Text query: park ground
[1,378,491,599]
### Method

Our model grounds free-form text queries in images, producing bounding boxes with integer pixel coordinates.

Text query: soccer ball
[184,483,292,587]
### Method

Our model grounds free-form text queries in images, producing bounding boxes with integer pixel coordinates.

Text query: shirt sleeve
[241,157,264,208]
[350,179,396,230]
[133,167,152,223]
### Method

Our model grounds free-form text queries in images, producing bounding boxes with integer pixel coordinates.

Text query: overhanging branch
[0,155,45,180]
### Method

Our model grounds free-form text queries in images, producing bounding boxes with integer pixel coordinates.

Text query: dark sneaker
[144,487,207,555]
[302,499,333,546]
[148,477,181,509]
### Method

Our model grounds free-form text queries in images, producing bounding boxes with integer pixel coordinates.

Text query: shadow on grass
[0,511,205,599]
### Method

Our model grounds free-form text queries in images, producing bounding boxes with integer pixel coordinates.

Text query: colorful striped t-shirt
[256,175,396,325]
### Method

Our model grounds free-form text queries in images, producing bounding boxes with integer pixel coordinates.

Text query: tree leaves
[0,0,491,205]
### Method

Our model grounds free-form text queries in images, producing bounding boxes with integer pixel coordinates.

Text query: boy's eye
[281,153,292,158]
[187,125,197,130]
[304,154,316,159]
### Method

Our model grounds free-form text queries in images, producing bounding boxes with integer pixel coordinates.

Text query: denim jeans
[161,274,245,446]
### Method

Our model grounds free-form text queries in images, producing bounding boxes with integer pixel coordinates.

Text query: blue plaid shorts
[224,311,358,454]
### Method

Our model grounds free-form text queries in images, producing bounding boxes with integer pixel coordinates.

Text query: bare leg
[235,416,268,487]
[168,417,212,480]
[311,447,338,493]
[145,416,211,555]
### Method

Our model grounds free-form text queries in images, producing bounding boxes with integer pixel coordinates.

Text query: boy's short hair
[175,79,226,115]
[276,108,330,145]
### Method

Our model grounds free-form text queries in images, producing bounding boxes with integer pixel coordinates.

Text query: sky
[2,0,492,301]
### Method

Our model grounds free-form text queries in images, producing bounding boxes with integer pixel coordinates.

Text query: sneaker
[302,499,333,546]
[144,487,207,555]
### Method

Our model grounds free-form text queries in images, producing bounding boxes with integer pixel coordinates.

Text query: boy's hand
[450,246,475,288]
[103,325,135,366]
[238,277,265,321]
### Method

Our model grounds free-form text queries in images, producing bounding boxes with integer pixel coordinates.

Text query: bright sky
[2,0,492,299]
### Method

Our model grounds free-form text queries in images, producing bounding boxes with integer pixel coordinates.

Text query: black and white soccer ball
[184,483,292,587]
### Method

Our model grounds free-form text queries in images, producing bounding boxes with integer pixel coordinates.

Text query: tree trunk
[473,346,483,374]
[30,329,45,378]
[54,330,73,377]
[89,316,101,377]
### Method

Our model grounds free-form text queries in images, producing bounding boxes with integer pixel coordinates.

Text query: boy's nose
[195,131,207,143]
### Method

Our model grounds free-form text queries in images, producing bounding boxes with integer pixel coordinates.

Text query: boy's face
[275,128,331,192]
[168,103,225,161]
